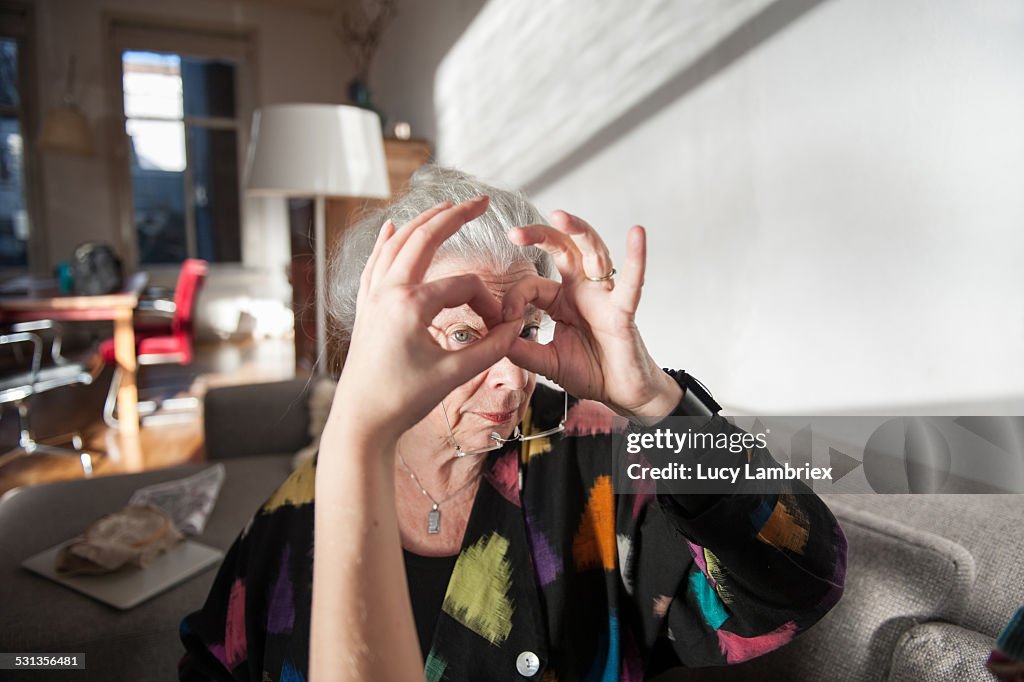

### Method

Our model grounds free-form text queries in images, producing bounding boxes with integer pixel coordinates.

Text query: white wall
[29,0,352,338]
[374,0,1024,412]
[432,0,775,188]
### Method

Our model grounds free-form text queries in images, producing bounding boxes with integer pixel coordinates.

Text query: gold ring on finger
[585,267,616,283]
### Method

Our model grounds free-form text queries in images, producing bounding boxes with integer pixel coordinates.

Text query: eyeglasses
[445,392,568,458]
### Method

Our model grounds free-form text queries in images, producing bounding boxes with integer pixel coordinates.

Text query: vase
[347,78,386,128]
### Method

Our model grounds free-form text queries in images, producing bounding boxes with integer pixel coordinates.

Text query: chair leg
[4,404,100,477]
[103,366,123,429]
[104,365,185,426]
[73,433,94,477]
[105,364,200,428]
[16,399,38,453]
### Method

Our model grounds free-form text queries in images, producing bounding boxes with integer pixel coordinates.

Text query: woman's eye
[450,328,480,345]
[520,324,541,341]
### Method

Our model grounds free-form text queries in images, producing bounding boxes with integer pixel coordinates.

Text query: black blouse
[403,549,460,658]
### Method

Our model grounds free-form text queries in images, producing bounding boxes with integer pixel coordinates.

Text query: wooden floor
[0,336,298,496]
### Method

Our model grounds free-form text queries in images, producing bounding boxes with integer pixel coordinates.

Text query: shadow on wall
[523,0,828,195]
[370,0,489,141]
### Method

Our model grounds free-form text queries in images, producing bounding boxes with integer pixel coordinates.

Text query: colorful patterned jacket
[180,373,847,681]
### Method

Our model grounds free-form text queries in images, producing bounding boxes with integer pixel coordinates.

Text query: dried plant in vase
[335,0,398,123]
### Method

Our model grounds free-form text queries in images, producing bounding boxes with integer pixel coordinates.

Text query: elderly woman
[180,168,846,681]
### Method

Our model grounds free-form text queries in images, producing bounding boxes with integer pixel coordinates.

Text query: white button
[516,650,540,677]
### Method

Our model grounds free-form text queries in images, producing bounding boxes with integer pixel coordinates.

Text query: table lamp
[245,104,390,373]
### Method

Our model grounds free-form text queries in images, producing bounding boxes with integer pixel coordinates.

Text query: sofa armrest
[888,622,995,682]
[204,378,313,460]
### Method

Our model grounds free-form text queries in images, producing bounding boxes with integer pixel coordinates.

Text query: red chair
[101,259,208,428]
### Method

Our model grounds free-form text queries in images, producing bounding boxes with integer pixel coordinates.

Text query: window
[121,50,241,264]
[0,34,29,266]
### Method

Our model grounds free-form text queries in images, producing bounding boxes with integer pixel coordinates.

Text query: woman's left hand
[503,211,681,420]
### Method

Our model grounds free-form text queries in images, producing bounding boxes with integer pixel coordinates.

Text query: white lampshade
[245,103,390,199]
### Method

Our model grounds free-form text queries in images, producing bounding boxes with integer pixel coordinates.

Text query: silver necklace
[397,451,481,534]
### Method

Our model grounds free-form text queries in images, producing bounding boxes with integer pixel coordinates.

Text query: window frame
[0,1,46,275]
[106,14,256,273]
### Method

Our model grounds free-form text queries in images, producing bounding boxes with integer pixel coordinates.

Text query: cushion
[833,494,1024,636]
[203,378,313,460]
[98,334,189,364]
[887,622,996,682]
[138,334,190,361]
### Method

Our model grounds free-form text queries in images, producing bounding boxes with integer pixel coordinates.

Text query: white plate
[22,540,224,610]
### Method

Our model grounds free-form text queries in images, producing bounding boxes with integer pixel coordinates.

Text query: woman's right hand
[329,196,522,445]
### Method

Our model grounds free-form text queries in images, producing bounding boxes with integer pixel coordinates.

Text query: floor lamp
[245,104,390,374]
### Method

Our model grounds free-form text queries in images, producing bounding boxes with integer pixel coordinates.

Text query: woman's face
[421,257,544,450]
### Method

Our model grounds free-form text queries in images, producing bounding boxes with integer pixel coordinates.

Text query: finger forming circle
[388,197,490,285]
[552,211,614,283]
[508,224,581,281]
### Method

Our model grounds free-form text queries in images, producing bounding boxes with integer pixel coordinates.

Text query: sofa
[1,378,1020,681]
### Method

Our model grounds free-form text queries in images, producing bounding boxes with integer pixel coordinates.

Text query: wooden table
[0,274,148,470]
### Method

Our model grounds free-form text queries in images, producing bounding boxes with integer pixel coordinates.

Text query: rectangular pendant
[427,508,441,534]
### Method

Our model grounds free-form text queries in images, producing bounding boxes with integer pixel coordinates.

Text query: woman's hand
[332,197,522,444]
[503,211,681,420]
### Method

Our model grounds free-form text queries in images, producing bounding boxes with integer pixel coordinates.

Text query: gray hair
[327,165,555,343]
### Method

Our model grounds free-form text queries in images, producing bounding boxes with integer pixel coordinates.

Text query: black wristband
[663,369,722,417]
